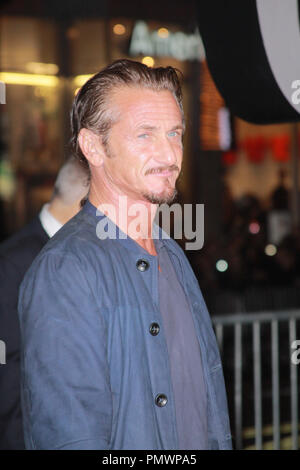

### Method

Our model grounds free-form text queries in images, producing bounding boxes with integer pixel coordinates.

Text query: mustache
[145,165,180,175]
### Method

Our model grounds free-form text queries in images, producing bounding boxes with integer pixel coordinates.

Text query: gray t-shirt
[157,242,208,450]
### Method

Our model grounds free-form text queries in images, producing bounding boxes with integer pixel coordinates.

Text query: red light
[249,222,260,234]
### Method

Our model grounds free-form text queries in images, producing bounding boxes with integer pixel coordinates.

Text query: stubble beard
[141,187,178,205]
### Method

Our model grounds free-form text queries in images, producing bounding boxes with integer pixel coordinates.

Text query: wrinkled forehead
[108,85,184,129]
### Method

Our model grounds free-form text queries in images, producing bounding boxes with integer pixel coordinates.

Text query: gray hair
[51,157,90,206]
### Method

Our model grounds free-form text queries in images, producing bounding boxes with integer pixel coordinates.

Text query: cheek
[127,137,154,155]
[125,141,154,169]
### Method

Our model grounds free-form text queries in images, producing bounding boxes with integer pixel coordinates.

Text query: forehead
[109,86,183,127]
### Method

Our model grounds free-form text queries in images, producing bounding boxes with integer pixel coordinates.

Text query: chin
[142,188,178,205]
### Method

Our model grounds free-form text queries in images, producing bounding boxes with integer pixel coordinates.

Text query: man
[0,157,89,449]
[18,59,232,450]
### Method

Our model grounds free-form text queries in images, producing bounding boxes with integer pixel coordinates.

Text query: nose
[154,135,180,166]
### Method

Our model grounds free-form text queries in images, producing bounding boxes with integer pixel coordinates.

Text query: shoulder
[18,211,116,327]
[20,210,111,294]
[0,216,47,251]
[0,217,49,276]
[38,208,110,263]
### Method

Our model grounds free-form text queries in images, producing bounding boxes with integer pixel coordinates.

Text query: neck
[89,174,158,256]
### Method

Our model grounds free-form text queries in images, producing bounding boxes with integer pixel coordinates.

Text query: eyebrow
[169,125,184,132]
[136,124,184,132]
[137,125,158,131]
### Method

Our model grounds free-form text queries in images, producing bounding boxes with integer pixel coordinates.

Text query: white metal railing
[212,310,300,450]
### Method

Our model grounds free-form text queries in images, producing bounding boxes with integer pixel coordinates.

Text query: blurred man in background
[0,157,89,449]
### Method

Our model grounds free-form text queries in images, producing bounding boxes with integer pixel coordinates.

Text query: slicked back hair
[70,59,184,169]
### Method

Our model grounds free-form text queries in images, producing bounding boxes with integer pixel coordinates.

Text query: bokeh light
[142,56,155,67]
[216,259,228,272]
[113,24,126,35]
[157,27,169,38]
[265,244,277,256]
[249,222,260,234]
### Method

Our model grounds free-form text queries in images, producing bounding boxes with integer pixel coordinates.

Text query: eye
[168,130,180,137]
[138,133,149,139]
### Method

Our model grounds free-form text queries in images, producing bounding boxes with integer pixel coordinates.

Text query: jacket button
[155,394,168,407]
[149,322,160,336]
[136,259,149,272]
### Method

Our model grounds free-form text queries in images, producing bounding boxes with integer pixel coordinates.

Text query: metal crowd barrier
[212,310,300,450]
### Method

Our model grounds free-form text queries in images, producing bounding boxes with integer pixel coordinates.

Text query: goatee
[142,187,178,205]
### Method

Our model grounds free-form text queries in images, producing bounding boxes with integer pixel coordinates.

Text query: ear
[78,128,105,167]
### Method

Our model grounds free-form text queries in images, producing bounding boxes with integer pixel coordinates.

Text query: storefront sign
[129,21,205,61]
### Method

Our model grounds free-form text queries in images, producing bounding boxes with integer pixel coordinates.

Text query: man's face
[100,86,184,204]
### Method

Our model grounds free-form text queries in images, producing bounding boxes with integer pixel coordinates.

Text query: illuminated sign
[199,61,231,151]
[129,21,205,61]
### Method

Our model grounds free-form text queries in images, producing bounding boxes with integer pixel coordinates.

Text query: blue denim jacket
[18,201,232,450]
